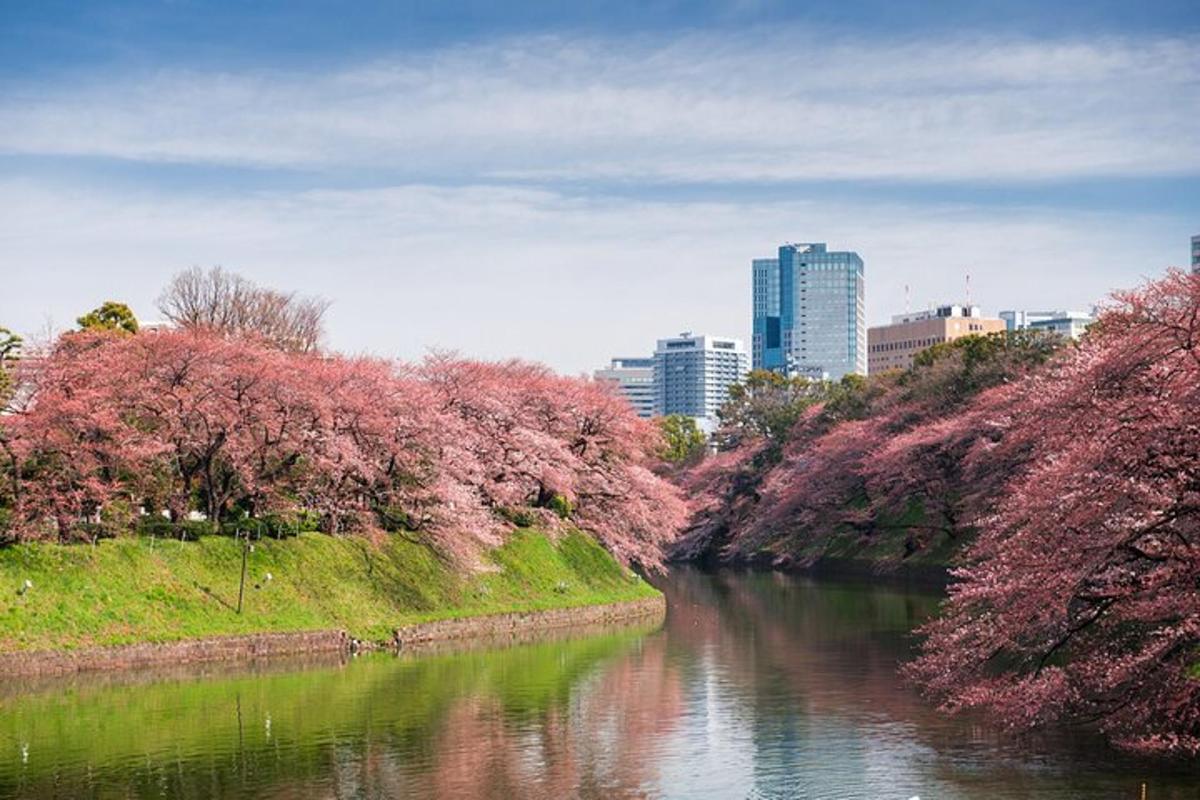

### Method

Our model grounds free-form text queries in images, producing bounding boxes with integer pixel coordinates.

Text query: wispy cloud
[3,26,1194,371]
[3,179,1186,372]
[2,30,1196,182]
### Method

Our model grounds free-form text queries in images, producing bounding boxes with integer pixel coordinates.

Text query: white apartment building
[653,333,749,433]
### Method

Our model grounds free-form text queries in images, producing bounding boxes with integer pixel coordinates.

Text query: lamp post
[236,529,249,615]
[236,519,267,615]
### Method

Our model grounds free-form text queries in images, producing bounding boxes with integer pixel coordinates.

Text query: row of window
[870,337,942,353]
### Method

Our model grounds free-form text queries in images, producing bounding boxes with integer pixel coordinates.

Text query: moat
[2,568,1197,799]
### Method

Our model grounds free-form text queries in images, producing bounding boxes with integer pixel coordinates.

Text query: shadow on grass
[193,582,237,613]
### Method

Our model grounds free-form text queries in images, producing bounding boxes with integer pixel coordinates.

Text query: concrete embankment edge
[0,595,667,678]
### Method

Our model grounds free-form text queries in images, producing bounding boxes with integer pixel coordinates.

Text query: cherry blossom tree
[4,332,166,540]
[858,395,1017,558]
[907,270,1200,754]
[5,330,685,567]
[668,441,766,563]
[421,353,686,567]
[677,328,1066,568]
[763,419,880,546]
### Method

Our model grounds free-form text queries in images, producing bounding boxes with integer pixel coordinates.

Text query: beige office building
[868,305,1005,374]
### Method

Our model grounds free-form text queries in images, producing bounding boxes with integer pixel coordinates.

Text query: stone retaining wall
[0,629,350,678]
[0,595,666,678]
[393,595,666,646]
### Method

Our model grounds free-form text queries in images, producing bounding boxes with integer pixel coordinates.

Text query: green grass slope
[0,528,659,652]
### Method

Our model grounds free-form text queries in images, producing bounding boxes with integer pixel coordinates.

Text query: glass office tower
[752,243,866,380]
[751,257,782,371]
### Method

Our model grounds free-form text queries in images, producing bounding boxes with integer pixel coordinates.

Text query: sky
[2,0,1198,374]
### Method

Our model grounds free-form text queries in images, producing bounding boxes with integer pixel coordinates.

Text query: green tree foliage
[76,301,139,334]
[816,373,893,426]
[0,328,19,361]
[547,493,574,519]
[716,370,827,449]
[0,327,20,534]
[657,414,707,464]
[902,329,1063,410]
[0,327,20,404]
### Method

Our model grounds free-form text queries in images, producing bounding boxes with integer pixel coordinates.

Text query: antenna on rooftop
[904,284,910,315]
[965,273,972,307]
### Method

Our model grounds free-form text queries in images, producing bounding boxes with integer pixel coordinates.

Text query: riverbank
[745,553,951,586]
[0,527,661,672]
[757,518,958,585]
[678,510,961,585]
[0,596,666,677]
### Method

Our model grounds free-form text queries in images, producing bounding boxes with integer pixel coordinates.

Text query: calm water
[2,568,1198,799]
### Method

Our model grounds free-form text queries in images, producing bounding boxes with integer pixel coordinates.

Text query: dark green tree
[0,326,20,407]
[77,301,139,334]
[0,327,20,530]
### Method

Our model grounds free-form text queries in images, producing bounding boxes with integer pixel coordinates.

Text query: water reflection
[1,569,1197,799]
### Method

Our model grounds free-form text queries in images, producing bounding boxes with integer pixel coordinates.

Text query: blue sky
[2,0,1198,372]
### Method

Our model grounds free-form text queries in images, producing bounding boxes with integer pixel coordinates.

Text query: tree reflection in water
[2,570,1199,799]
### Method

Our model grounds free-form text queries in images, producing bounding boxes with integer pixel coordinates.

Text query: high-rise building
[593,357,655,418]
[1000,309,1094,340]
[752,242,865,380]
[751,257,782,371]
[868,304,1004,373]
[653,333,748,433]
[1192,234,1199,273]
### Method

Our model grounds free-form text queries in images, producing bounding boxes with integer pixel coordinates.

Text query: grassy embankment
[0,528,659,652]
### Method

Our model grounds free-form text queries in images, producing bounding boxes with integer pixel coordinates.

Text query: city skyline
[3,1,1197,375]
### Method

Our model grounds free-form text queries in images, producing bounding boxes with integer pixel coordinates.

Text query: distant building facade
[1192,234,1199,273]
[751,257,783,371]
[1000,309,1094,340]
[593,357,656,418]
[868,304,1004,373]
[653,333,748,432]
[1028,315,1093,340]
[752,243,865,381]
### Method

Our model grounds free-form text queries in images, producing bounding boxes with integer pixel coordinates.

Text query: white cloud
[1,179,1187,373]
[2,28,1192,370]
[1,30,1196,182]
